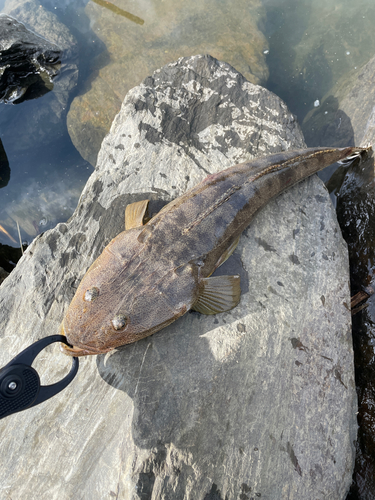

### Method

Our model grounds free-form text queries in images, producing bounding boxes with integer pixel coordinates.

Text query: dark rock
[0,14,61,104]
[0,266,9,284]
[0,242,22,272]
[0,55,356,499]
[0,137,10,188]
[337,151,375,500]
[0,0,79,151]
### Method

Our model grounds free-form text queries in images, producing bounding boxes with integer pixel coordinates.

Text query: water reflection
[0,0,94,248]
[0,224,16,244]
[0,142,92,246]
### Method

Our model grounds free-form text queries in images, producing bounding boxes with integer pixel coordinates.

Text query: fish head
[60,229,194,357]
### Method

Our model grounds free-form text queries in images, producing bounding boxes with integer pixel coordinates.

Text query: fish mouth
[59,323,114,357]
[60,343,110,357]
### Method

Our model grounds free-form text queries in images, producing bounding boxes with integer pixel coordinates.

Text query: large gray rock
[0,55,356,499]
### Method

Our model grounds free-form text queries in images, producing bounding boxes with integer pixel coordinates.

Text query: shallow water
[1,0,375,248]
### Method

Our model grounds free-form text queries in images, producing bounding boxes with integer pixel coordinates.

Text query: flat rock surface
[0,55,356,499]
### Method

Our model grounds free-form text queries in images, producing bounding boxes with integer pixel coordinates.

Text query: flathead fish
[60,147,364,356]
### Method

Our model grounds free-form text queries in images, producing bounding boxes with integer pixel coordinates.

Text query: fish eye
[84,287,100,302]
[111,314,128,331]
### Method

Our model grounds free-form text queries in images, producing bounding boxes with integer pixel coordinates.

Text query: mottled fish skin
[61,147,364,356]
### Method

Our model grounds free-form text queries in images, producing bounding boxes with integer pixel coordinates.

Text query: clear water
[264,0,375,123]
[1,0,375,248]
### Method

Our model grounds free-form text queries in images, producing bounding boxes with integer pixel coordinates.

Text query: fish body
[61,147,362,356]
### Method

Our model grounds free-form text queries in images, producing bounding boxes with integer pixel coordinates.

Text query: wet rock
[0,14,61,104]
[0,55,356,499]
[0,0,78,151]
[66,0,268,166]
[302,54,375,148]
[336,151,375,500]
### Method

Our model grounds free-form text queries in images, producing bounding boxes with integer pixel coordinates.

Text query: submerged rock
[0,14,61,104]
[302,54,375,148]
[66,0,269,166]
[0,55,356,499]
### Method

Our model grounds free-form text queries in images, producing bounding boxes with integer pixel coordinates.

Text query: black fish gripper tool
[0,335,79,420]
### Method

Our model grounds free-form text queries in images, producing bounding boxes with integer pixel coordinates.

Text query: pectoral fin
[192,275,241,315]
[213,235,241,272]
[125,199,149,230]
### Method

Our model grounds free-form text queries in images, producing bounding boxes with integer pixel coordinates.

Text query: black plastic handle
[0,335,79,420]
